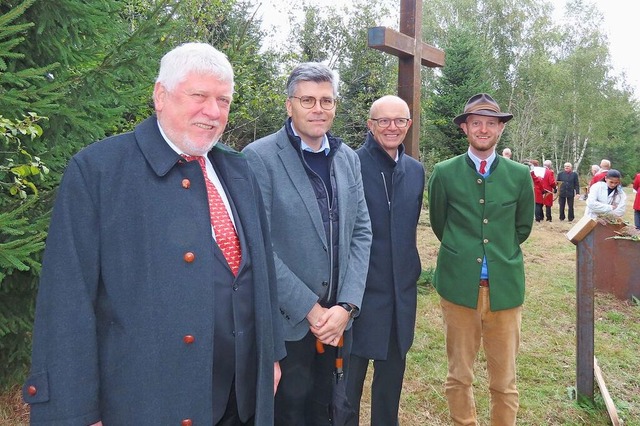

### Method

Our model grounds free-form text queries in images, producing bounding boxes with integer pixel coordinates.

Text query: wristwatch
[338,302,359,319]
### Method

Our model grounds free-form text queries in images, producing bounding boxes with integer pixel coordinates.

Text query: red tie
[479,160,487,174]
[183,155,242,276]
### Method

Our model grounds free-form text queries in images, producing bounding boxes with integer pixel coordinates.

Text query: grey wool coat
[242,124,372,341]
[24,116,285,425]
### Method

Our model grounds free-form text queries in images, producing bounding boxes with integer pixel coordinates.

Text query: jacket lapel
[274,133,327,244]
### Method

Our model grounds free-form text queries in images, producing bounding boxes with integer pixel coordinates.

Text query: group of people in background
[498,153,635,226]
[24,40,639,426]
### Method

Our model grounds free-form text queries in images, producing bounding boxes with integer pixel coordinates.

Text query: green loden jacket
[428,154,534,311]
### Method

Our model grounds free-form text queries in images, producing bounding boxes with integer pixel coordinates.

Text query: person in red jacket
[540,160,557,221]
[530,160,556,222]
[589,159,610,188]
[633,172,640,230]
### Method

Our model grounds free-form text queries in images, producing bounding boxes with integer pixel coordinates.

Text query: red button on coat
[183,252,195,263]
[183,335,195,344]
[181,419,193,426]
[182,179,191,189]
[27,385,37,396]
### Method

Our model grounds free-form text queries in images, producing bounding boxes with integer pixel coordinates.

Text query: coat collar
[135,116,181,177]
[363,132,404,167]
[361,132,407,177]
[135,115,244,178]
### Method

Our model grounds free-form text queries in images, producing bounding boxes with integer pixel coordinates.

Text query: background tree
[1,0,639,392]
[425,27,492,166]
[286,0,397,147]
[421,0,638,179]
[0,0,179,172]
[0,112,48,386]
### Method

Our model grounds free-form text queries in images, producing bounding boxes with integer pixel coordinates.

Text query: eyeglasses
[370,118,411,128]
[289,96,337,110]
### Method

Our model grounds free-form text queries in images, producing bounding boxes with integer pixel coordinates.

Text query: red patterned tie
[183,155,242,276]
[479,160,487,174]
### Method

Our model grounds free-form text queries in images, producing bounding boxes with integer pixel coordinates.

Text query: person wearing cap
[428,93,534,426]
[585,169,627,219]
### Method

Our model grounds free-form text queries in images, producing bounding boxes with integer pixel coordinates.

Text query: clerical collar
[291,122,330,156]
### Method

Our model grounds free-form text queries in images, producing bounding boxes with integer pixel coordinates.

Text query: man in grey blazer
[243,62,371,425]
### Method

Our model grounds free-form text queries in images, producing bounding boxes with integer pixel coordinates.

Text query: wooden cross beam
[368,0,445,159]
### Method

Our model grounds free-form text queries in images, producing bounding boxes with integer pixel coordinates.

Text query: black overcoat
[351,134,424,359]
[24,117,285,425]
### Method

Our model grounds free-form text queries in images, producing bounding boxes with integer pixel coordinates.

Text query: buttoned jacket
[25,116,285,425]
[243,125,372,341]
[428,154,534,311]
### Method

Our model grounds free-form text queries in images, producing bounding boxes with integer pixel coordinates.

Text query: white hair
[156,42,234,92]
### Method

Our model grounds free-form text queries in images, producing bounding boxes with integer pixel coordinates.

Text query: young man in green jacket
[428,93,534,426]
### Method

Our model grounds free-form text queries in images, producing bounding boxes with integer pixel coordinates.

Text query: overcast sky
[553,0,640,95]
[256,0,639,96]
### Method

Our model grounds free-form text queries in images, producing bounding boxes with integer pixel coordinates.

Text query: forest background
[1,0,639,422]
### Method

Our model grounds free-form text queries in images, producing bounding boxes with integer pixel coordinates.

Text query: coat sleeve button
[183,335,195,344]
[182,179,191,189]
[183,252,195,263]
[181,419,193,426]
[27,385,37,396]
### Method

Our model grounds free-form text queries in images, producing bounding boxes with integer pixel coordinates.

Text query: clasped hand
[306,303,349,346]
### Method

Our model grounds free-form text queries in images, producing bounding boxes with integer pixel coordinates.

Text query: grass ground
[375,189,639,425]
[1,190,639,425]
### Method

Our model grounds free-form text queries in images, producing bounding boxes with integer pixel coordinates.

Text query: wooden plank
[368,27,415,57]
[594,357,621,425]
[566,214,597,244]
[368,27,445,66]
[420,43,446,67]
[576,232,594,401]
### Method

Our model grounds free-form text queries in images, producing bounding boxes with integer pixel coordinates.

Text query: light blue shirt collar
[291,122,330,156]
[468,149,496,177]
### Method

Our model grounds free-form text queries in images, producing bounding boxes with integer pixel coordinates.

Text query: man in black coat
[24,43,285,426]
[346,95,425,425]
[557,162,580,221]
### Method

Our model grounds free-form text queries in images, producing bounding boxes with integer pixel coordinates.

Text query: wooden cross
[368,0,445,159]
